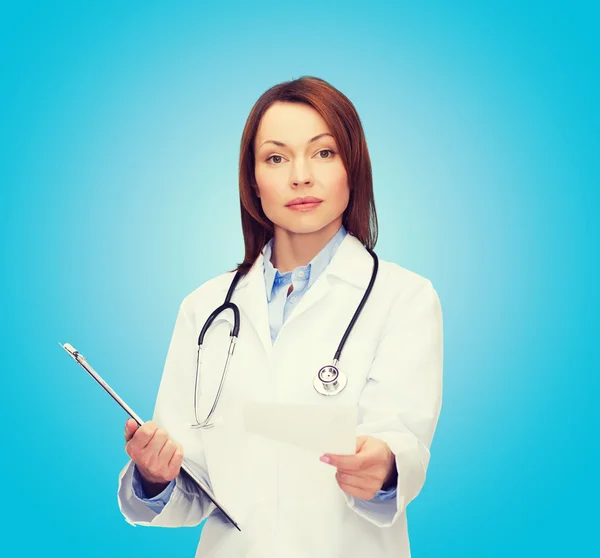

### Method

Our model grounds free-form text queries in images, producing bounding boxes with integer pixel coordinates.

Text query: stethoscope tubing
[192,243,378,426]
[333,247,378,362]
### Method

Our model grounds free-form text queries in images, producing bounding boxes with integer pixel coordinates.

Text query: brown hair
[234,75,378,275]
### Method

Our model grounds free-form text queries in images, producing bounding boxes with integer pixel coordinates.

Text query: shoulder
[178,269,238,316]
[376,258,441,314]
[378,258,436,297]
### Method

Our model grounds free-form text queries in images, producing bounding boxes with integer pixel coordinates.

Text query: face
[253,101,349,236]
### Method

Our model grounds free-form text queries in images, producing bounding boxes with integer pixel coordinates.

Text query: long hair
[235,76,378,275]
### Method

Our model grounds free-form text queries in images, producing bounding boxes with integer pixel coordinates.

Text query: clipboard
[59,342,241,531]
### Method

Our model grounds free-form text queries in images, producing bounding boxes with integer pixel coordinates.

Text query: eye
[316,149,335,159]
[266,155,284,165]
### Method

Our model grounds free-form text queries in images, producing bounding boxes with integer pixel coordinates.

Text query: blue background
[1,1,598,556]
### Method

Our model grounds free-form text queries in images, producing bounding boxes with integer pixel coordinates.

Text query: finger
[321,450,359,471]
[336,480,377,501]
[168,445,184,476]
[144,428,170,467]
[336,469,381,492]
[128,421,159,452]
[124,419,139,443]
[335,470,374,487]
[321,435,373,471]
[158,439,178,469]
[322,453,366,472]
[352,436,383,469]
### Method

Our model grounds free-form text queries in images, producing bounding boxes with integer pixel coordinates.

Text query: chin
[273,216,340,236]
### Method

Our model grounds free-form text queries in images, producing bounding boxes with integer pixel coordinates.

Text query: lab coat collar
[321,232,374,289]
[234,231,373,293]
[262,224,349,302]
[226,233,375,357]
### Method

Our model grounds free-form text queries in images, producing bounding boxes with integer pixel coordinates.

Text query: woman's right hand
[124,418,185,488]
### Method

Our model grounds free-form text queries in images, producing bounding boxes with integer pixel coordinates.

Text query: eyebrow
[258,133,335,149]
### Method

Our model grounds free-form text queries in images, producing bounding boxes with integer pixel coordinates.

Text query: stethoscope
[191,247,379,429]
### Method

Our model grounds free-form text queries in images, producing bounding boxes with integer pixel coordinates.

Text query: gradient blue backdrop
[1,1,598,556]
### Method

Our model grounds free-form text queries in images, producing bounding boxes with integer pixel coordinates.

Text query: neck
[271,219,342,273]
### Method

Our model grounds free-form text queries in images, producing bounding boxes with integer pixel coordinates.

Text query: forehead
[255,102,332,146]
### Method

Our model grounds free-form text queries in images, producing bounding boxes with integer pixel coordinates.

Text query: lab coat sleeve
[116,301,217,527]
[343,278,443,528]
[131,463,176,513]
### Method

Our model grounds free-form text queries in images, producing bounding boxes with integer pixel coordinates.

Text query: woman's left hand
[321,435,397,500]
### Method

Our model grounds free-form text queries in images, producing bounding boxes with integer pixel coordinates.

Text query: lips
[286,196,323,207]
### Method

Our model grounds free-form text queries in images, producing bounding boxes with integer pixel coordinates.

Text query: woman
[118,76,443,558]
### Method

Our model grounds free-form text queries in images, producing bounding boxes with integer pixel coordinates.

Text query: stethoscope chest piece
[314,364,348,396]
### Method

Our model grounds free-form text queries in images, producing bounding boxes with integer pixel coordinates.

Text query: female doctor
[118,76,443,558]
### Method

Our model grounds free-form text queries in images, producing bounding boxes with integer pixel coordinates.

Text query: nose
[290,159,313,188]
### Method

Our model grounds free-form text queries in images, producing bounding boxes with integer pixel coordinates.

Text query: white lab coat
[117,233,443,558]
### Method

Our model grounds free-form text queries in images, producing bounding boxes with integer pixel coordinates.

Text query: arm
[344,279,443,527]
[117,302,217,527]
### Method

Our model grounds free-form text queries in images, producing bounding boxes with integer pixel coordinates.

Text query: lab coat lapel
[230,248,273,358]
[223,234,374,354]
[282,233,374,328]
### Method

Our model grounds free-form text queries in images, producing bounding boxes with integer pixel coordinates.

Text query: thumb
[355,435,369,454]
[124,418,139,442]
